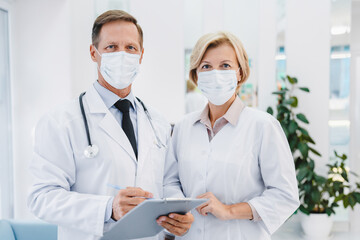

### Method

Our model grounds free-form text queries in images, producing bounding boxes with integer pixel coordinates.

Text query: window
[0,7,14,219]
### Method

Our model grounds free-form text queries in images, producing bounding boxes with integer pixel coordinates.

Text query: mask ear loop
[94,46,102,72]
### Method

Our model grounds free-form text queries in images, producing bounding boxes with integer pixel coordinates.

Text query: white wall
[11,0,73,219]
[257,0,277,111]
[130,0,185,123]
[69,0,96,97]
[285,0,331,166]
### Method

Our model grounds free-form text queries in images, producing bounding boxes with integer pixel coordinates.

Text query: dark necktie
[114,99,138,159]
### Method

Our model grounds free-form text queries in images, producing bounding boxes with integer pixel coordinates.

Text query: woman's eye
[201,64,211,69]
[223,63,231,68]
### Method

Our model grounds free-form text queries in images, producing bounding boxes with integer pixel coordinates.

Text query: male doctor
[27,10,193,240]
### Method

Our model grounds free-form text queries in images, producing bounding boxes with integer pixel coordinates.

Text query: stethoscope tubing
[79,92,165,158]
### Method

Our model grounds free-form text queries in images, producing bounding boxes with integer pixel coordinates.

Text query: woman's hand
[196,192,232,220]
[157,212,194,236]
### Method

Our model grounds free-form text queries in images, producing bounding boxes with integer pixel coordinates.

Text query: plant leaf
[299,87,310,92]
[309,147,322,157]
[334,193,344,202]
[287,75,298,84]
[298,142,309,159]
[272,91,286,95]
[349,195,356,209]
[311,190,321,203]
[267,107,273,115]
[298,127,309,137]
[297,167,308,182]
[325,208,332,216]
[343,196,349,208]
[314,175,326,184]
[296,113,309,124]
[289,120,298,134]
[341,171,349,182]
[353,192,360,203]
[284,98,295,105]
[291,96,298,108]
[299,205,310,215]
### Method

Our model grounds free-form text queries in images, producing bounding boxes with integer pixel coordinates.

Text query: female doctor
[163,31,300,239]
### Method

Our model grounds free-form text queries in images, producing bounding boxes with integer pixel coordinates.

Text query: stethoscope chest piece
[84,145,99,158]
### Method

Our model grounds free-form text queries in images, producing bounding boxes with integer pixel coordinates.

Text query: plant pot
[300,212,333,239]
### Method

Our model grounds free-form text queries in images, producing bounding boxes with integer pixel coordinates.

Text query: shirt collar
[194,96,245,126]
[93,81,136,110]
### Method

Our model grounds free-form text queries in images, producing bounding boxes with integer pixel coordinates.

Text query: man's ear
[139,48,144,64]
[90,45,97,62]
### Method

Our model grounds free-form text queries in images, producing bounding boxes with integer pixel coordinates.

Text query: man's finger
[121,187,153,198]
[127,197,147,206]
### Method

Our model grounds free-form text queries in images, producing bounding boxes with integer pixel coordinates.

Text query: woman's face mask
[197,69,239,106]
[95,47,140,90]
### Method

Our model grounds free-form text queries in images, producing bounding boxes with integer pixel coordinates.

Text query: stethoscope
[79,92,166,158]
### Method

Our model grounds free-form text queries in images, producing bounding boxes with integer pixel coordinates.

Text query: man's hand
[112,187,153,221]
[196,192,231,220]
[157,212,194,236]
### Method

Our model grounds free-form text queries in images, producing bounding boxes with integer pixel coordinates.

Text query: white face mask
[95,48,141,89]
[197,69,238,106]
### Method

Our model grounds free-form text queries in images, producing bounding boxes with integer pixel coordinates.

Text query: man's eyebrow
[125,41,140,46]
[106,41,118,45]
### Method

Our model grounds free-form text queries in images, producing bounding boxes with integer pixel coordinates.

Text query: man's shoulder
[38,97,82,129]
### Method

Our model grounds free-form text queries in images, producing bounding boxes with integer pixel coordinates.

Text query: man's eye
[128,46,136,50]
[106,45,115,50]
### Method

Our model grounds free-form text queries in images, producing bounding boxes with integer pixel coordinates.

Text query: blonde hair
[189,31,250,91]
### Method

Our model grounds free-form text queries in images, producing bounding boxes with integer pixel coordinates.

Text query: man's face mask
[95,47,141,89]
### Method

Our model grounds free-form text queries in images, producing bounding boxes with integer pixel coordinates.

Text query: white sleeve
[248,117,300,235]
[163,124,185,198]
[27,114,111,237]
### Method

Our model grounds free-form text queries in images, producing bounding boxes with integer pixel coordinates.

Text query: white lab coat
[27,85,171,240]
[164,107,300,240]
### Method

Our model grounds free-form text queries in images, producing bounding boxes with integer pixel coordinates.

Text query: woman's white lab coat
[27,85,171,240]
[164,106,300,240]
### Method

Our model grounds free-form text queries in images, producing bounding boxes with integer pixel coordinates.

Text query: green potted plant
[267,76,360,238]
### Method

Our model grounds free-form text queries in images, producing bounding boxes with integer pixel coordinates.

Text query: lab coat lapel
[85,85,137,162]
[135,99,154,170]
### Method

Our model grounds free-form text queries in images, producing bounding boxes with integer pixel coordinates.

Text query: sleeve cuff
[104,197,114,223]
[248,202,262,221]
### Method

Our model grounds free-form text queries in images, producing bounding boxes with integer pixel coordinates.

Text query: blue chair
[0,220,57,240]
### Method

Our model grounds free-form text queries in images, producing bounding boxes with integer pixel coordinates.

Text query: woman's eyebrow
[220,60,233,63]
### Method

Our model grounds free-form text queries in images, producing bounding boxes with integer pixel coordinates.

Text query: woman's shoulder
[241,106,279,126]
[172,110,203,131]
